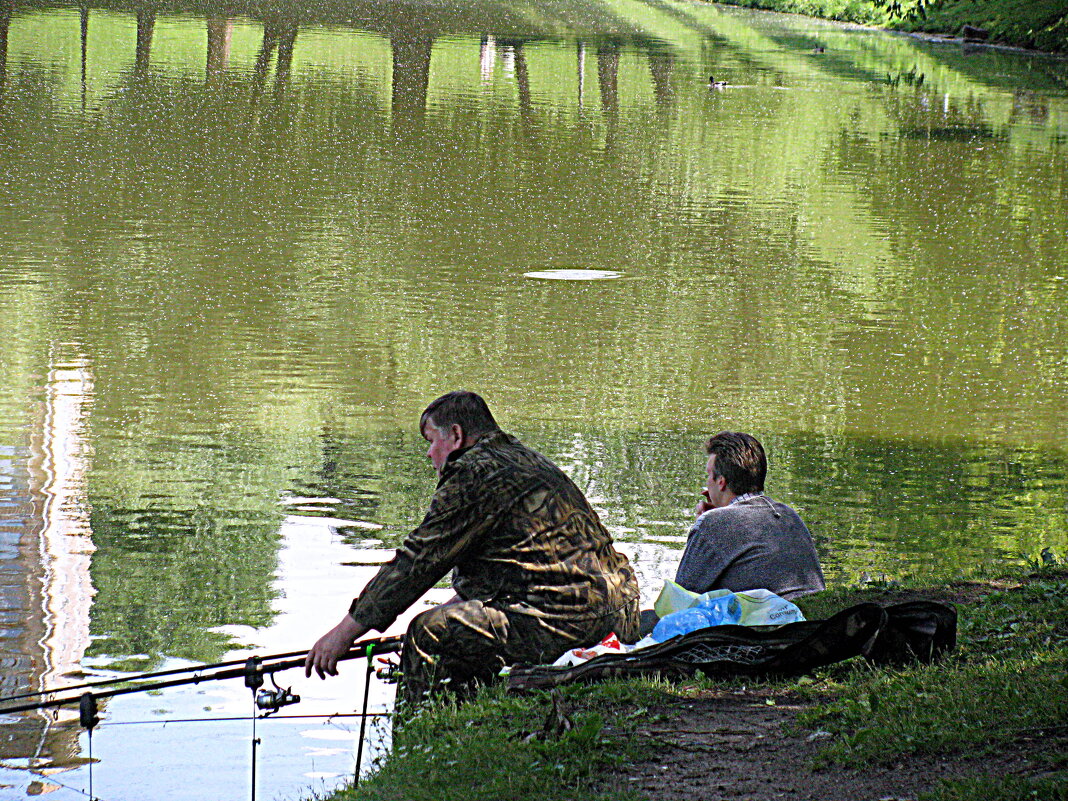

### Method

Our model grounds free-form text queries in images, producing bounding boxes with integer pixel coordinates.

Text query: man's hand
[304,614,370,679]
[694,489,714,518]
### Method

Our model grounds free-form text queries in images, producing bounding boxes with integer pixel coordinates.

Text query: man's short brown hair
[705,432,767,495]
[420,391,500,439]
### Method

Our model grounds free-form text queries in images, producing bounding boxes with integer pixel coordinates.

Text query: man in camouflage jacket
[305,391,640,706]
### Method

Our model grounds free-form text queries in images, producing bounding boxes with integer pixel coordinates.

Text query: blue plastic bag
[651,593,741,642]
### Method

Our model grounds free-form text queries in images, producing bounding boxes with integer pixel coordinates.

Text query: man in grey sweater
[674,432,824,601]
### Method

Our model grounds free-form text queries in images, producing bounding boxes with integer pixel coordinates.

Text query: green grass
[920,772,1068,801]
[327,680,670,801]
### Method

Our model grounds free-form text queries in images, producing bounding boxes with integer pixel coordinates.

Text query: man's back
[445,430,638,620]
[675,494,824,600]
[351,429,639,632]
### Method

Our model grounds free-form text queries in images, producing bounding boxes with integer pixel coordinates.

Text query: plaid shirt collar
[731,492,765,505]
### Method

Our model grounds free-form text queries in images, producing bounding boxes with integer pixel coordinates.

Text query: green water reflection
[1,0,1066,673]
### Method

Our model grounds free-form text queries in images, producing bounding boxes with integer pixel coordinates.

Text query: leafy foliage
[716,0,1068,50]
[871,0,938,20]
[713,0,893,24]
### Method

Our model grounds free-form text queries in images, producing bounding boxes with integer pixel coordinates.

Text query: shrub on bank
[712,0,1068,52]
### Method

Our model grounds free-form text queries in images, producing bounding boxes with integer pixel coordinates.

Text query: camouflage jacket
[349,430,639,632]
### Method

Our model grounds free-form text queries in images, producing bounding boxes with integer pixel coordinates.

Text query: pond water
[1,0,1066,797]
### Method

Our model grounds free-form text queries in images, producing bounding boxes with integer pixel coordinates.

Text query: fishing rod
[0,648,310,704]
[0,635,401,704]
[0,636,403,717]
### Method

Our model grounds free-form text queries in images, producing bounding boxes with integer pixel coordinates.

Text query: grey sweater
[674,495,825,600]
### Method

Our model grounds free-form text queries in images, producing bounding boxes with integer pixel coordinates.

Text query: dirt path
[608,687,1058,801]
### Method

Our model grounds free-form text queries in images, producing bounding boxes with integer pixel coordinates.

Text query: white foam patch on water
[300,729,359,741]
[302,747,349,757]
[283,514,383,530]
[523,269,622,281]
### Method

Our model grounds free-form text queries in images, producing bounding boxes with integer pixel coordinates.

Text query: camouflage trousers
[397,597,640,708]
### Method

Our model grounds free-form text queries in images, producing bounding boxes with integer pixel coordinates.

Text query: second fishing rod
[0,635,404,717]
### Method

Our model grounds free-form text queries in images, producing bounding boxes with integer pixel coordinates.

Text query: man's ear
[449,424,466,445]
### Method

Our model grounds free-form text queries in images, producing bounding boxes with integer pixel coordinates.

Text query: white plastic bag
[733,588,806,625]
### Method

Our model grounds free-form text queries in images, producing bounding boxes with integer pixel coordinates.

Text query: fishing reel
[374,656,400,684]
[255,675,301,715]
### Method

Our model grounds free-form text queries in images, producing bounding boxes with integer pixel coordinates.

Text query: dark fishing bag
[860,601,957,666]
[507,601,956,692]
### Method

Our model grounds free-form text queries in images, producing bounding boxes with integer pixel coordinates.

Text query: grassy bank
[898,1,1068,54]
[320,564,1068,801]
[712,0,1068,53]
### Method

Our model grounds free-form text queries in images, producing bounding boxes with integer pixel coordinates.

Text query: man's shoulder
[762,495,808,515]
[695,496,808,529]
[693,503,749,531]
[735,494,803,513]
[443,430,566,488]
[736,496,813,538]
[464,431,542,470]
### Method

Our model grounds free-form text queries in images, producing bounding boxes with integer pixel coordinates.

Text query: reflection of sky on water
[0,357,95,795]
[37,359,96,701]
[0,444,30,699]
[0,355,411,799]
